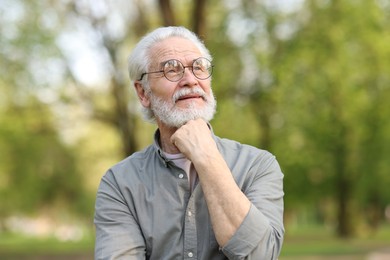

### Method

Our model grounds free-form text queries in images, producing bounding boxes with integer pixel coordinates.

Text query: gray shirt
[94,131,284,260]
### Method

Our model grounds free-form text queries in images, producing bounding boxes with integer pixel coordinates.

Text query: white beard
[149,87,216,128]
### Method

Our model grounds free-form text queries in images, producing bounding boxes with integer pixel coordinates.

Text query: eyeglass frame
[138,57,214,82]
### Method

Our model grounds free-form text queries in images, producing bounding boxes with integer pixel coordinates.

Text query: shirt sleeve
[94,170,146,260]
[221,152,284,260]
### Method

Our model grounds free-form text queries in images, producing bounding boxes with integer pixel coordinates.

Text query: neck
[157,122,180,154]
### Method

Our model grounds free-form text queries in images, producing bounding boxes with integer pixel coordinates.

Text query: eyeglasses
[138,57,213,82]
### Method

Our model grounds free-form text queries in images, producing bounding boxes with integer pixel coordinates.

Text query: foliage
[0,98,92,219]
[0,0,389,239]
[271,0,390,236]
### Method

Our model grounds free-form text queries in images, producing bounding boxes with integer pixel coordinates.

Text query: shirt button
[178,173,184,179]
[188,211,192,217]
[188,252,193,258]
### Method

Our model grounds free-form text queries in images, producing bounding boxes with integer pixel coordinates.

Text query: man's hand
[170,119,217,163]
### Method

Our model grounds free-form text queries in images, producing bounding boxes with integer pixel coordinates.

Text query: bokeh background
[1,0,389,259]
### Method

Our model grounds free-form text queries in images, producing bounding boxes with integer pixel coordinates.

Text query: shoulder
[214,135,281,174]
[104,145,156,180]
[215,135,273,159]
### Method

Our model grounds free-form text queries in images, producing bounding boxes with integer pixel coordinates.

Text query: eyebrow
[159,58,200,67]
[158,59,175,69]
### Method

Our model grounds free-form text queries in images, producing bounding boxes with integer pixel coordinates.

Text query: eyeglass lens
[163,58,212,82]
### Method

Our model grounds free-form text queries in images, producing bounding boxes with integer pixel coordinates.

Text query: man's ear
[134,81,150,108]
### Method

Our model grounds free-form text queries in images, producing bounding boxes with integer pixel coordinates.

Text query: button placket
[184,196,197,259]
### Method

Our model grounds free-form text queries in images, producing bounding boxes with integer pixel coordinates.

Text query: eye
[164,60,183,74]
[193,65,205,72]
[194,58,210,71]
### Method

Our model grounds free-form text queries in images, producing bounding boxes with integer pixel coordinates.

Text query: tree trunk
[334,122,354,237]
[111,78,138,156]
[250,86,273,151]
[192,0,207,38]
[158,0,176,26]
[104,38,139,157]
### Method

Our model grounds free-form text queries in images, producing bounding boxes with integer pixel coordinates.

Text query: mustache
[172,87,207,102]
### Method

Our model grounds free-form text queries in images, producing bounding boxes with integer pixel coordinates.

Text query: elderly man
[94,26,284,260]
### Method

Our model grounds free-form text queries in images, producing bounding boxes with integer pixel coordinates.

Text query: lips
[177,94,203,101]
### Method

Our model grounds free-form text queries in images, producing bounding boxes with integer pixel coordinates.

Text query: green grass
[280,224,390,258]
[0,224,389,259]
[0,232,94,256]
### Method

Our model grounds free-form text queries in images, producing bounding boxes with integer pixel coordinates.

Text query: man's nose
[179,67,198,86]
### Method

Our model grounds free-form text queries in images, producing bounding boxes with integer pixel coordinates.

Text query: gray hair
[128,26,213,122]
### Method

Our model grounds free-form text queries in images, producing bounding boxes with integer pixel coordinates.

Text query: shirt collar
[153,123,216,166]
[153,130,169,167]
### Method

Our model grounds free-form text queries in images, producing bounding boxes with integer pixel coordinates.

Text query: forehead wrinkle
[155,49,199,64]
[149,37,202,69]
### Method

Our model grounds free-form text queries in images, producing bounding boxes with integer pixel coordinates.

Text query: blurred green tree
[0,0,93,223]
[0,98,91,224]
[267,0,390,237]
